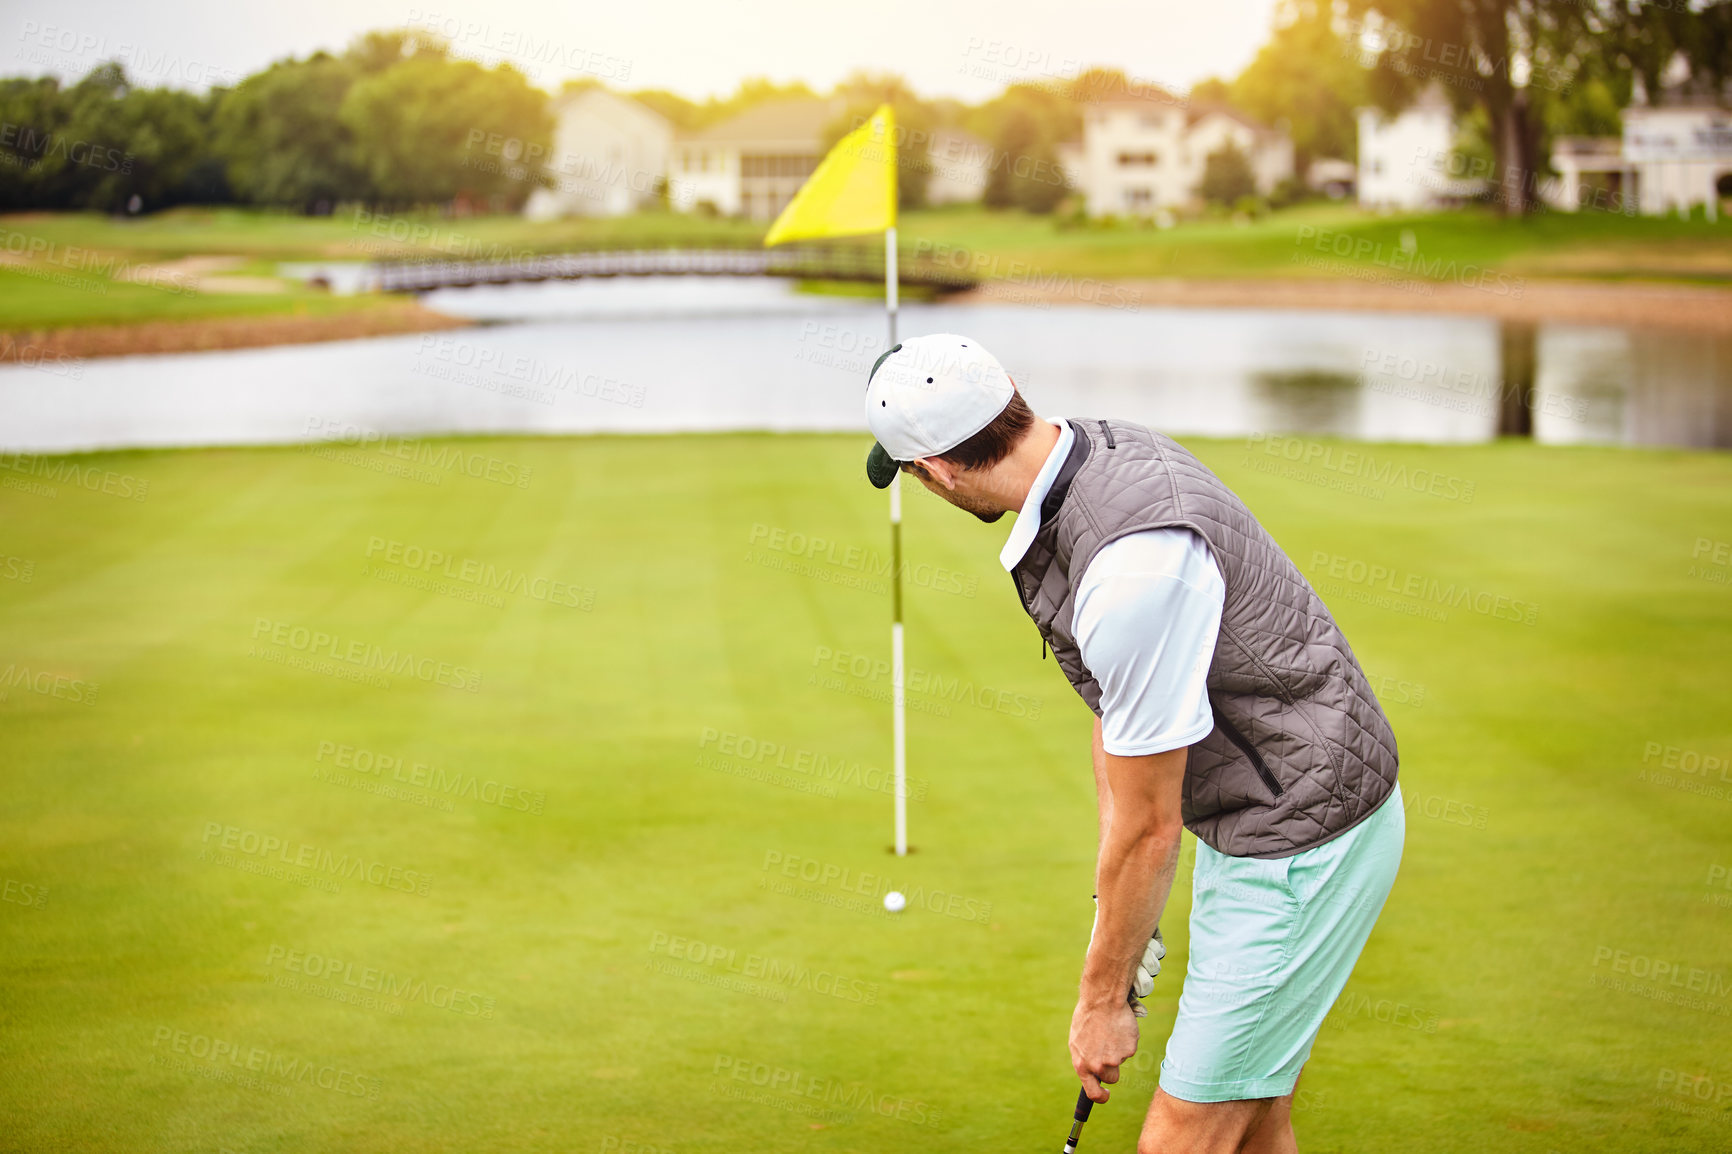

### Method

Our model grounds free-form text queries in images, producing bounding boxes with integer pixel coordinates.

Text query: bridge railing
[371,243,977,293]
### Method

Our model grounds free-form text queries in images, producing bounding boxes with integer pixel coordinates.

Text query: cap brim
[866,442,899,489]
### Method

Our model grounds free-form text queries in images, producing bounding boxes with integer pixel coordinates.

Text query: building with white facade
[1546,136,1632,214]
[925,127,992,204]
[1307,158,1357,199]
[1548,99,1732,219]
[523,88,673,219]
[1356,85,1484,209]
[668,97,835,220]
[1074,90,1294,216]
[1055,141,1085,194]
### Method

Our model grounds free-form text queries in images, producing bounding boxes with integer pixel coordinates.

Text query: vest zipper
[1098,420,1116,448]
[1041,636,1048,660]
[1209,702,1284,799]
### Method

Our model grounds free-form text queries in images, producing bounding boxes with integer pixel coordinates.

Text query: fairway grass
[1,433,1729,1152]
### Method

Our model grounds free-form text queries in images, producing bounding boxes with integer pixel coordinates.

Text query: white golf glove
[1133,929,1166,999]
[1089,898,1165,1019]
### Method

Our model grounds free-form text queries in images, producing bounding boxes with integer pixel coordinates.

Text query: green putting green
[1,432,1728,1152]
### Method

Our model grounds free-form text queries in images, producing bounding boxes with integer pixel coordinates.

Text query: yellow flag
[763,104,896,246]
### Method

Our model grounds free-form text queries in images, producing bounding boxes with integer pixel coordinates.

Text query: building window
[1118,151,1158,167]
[741,153,818,179]
[1125,188,1153,209]
[1140,114,1164,130]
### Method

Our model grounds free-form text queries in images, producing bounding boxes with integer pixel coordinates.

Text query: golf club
[1061,1086,1093,1154]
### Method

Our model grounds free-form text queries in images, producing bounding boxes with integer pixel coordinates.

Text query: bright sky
[7,0,1281,100]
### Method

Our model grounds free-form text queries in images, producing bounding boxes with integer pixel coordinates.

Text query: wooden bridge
[372,246,978,294]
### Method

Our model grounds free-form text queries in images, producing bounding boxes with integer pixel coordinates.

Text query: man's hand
[1079,729,1187,1100]
[1070,994,1140,1103]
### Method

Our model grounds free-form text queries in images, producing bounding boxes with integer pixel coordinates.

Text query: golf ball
[883,890,907,913]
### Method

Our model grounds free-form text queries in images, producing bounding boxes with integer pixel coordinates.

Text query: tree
[1345,0,1603,215]
[629,87,701,131]
[214,52,367,210]
[1189,77,1235,106]
[972,82,1075,213]
[1198,141,1259,205]
[1230,0,1369,167]
[0,64,224,212]
[681,77,818,131]
[0,76,75,210]
[827,72,934,209]
[1602,0,1732,104]
[343,28,449,77]
[92,81,224,209]
[340,55,551,208]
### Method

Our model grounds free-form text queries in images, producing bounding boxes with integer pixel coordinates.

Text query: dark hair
[907,390,1036,475]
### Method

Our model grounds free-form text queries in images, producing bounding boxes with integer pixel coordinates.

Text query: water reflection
[1535,327,1732,449]
[1249,371,1363,436]
[0,277,1726,453]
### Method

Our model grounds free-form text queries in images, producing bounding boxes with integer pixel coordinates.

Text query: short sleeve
[1072,528,1224,757]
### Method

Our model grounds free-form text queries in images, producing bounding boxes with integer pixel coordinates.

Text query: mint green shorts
[1159,784,1405,1103]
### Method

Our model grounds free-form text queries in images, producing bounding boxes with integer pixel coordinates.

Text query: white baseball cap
[864,334,1015,488]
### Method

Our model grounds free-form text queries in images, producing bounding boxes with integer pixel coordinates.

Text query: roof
[1082,80,1188,110]
[1624,101,1732,119]
[1553,135,1621,157]
[686,97,833,149]
[549,87,671,131]
[927,125,991,159]
[1085,89,1283,141]
[928,125,988,147]
[1184,101,1282,138]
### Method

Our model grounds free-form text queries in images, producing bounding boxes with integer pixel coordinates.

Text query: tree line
[0,30,551,214]
[2,4,1728,218]
[1246,0,1732,215]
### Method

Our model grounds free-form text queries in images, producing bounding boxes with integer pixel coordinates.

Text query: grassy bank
[905,201,1732,283]
[0,266,414,331]
[0,208,760,333]
[1,433,1728,1152]
[1,204,1728,336]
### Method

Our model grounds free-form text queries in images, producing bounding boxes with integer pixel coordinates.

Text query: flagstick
[887,225,906,858]
[759,105,902,852]
[891,479,906,857]
[886,225,898,343]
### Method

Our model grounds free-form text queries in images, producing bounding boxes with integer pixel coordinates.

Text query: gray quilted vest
[1011,418,1399,859]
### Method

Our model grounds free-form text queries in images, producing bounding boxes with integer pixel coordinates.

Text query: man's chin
[970,509,1006,524]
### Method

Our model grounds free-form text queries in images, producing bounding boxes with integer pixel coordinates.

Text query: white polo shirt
[1000,420,1224,757]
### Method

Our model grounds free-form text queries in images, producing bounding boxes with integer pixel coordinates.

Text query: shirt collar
[998,418,1072,572]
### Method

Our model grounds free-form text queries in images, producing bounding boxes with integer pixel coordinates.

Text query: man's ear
[911,456,960,490]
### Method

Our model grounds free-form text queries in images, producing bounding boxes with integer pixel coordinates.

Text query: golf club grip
[1062,1084,1094,1153]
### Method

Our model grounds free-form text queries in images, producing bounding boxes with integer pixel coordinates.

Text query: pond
[2,277,1727,454]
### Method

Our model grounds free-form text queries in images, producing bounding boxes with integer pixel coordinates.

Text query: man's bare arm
[1070,740,1188,1102]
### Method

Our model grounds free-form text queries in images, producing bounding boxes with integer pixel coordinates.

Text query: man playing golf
[863,335,1405,1153]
